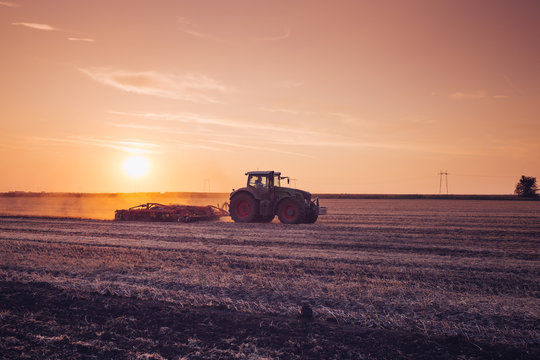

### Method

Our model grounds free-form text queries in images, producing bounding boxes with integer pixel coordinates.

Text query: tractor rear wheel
[277,198,306,224]
[230,193,257,222]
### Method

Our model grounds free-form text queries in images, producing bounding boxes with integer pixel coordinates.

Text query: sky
[1,0,539,194]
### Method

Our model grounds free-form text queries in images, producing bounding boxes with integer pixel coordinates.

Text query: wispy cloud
[268,138,411,150]
[329,112,374,127]
[181,28,208,38]
[503,75,525,96]
[108,122,172,133]
[449,91,486,100]
[279,80,304,88]
[12,21,96,43]
[110,111,240,128]
[108,122,221,139]
[109,110,324,136]
[177,17,225,42]
[32,136,160,154]
[0,138,30,151]
[12,22,57,31]
[68,37,95,42]
[450,91,510,100]
[0,1,19,7]
[178,17,290,43]
[205,140,311,158]
[254,26,291,41]
[107,110,436,156]
[261,107,303,115]
[80,68,233,103]
[108,110,409,154]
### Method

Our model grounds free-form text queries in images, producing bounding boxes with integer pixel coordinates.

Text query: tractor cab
[246,171,275,199]
[248,173,270,189]
[246,171,288,192]
[245,171,292,199]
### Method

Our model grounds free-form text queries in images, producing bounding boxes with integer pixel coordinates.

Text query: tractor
[229,171,323,224]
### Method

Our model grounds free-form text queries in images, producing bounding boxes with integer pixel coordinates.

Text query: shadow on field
[0,282,537,359]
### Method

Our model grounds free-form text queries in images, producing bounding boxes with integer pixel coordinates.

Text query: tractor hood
[277,187,312,201]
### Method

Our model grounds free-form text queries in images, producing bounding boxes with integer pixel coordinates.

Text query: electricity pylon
[438,171,449,194]
[203,178,211,193]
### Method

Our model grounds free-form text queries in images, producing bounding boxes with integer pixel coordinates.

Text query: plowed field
[1,199,539,359]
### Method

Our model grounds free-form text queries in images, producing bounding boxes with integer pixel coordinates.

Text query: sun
[123,156,150,178]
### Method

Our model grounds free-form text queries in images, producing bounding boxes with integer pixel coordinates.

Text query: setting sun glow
[0,1,539,194]
[123,156,150,179]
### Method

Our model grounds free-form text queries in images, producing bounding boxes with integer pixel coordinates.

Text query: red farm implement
[115,203,229,222]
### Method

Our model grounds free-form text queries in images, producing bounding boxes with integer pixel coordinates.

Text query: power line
[451,173,517,179]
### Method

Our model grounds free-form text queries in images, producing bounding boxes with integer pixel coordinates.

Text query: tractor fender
[230,188,258,201]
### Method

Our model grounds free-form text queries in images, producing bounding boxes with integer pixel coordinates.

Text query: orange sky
[1,0,539,194]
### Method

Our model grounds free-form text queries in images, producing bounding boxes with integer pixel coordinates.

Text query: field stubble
[1,198,539,358]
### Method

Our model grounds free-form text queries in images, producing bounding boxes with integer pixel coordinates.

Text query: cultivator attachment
[115,203,229,222]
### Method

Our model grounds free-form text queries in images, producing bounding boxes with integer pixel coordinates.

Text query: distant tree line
[514,176,538,198]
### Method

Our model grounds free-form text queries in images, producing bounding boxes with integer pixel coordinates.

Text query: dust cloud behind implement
[0,192,229,220]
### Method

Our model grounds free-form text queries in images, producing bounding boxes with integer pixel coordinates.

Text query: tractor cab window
[249,175,268,189]
[274,174,280,187]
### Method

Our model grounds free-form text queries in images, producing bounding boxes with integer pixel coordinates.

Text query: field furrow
[1,199,539,358]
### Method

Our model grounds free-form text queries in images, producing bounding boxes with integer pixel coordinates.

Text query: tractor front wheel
[304,202,319,224]
[277,198,306,224]
[230,193,257,222]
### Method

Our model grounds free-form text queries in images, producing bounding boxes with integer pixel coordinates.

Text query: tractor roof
[245,171,280,176]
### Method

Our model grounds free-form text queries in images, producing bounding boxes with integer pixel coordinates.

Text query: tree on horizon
[514,175,538,198]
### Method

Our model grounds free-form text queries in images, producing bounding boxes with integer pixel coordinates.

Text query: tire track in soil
[2,230,538,261]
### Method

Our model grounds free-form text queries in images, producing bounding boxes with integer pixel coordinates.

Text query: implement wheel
[277,198,306,224]
[230,193,257,222]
